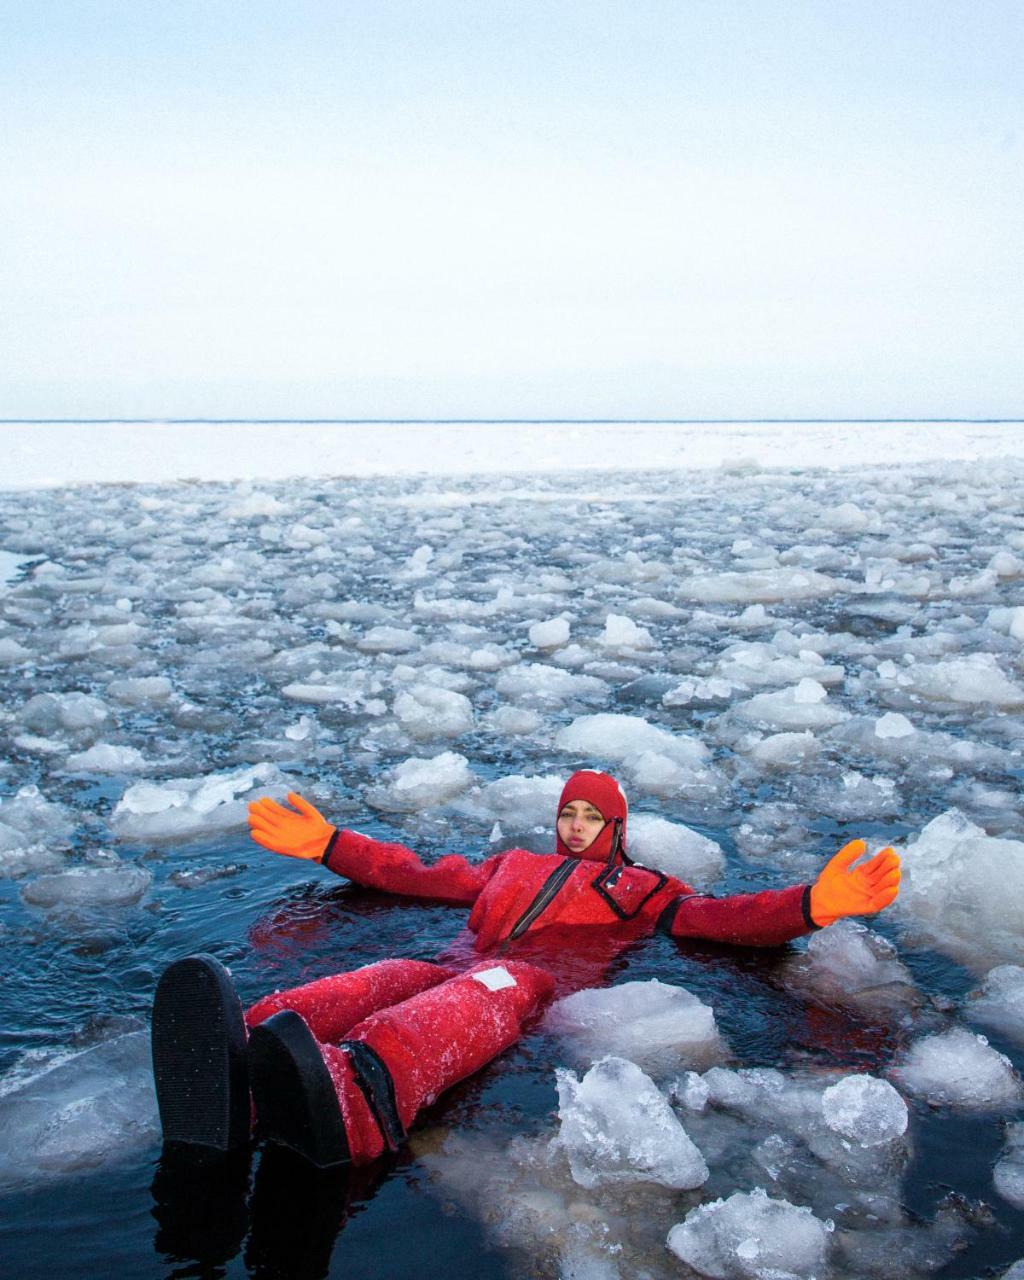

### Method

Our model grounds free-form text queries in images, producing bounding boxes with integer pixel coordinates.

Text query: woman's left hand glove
[809,839,901,927]
[247,792,336,860]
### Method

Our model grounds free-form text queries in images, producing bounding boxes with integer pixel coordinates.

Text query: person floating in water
[151,770,900,1168]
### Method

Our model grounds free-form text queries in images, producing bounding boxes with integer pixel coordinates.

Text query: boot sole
[248,1010,352,1169]
[151,954,250,1151]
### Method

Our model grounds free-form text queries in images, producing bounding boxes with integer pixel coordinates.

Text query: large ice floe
[0,1029,158,1189]
[966,965,1024,1043]
[554,1056,709,1190]
[889,1028,1023,1108]
[780,919,920,1016]
[542,979,728,1073]
[111,763,289,841]
[894,811,1024,969]
[667,1186,834,1280]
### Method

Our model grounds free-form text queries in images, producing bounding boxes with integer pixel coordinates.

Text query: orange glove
[809,838,901,927]
[247,793,336,861]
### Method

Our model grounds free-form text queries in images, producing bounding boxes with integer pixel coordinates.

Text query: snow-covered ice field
[1,421,1023,1279]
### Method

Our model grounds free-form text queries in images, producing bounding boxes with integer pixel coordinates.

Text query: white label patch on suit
[472,966,517,991]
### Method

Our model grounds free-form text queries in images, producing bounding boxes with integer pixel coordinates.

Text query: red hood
[555,769,628,863]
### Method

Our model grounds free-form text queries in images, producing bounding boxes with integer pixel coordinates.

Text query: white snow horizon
[1,420,1022,489]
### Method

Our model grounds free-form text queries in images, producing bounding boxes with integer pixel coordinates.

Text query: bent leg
[250,961,555,1166]
[245,958,457,1043]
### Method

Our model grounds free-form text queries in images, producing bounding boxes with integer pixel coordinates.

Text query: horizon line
[2,417,1022,426]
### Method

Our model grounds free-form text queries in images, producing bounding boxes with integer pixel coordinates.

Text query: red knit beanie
[555,769,629,862]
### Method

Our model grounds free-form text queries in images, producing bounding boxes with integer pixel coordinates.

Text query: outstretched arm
[247,793,495,905]
[656,839,901,948]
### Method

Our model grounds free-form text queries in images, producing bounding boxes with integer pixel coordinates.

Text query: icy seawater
[1,458,1023,1279]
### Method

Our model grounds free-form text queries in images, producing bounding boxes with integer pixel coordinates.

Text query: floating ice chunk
[482,705,543,735]
[64,743,151,773]
[783,920,917,1014]
[700,1067,824,1133]
[467,644,514,671]
[357,626,421,653]
[736,679,848,731]
[0,637,31,662]
[663,676,737,707]
[555,714,708,768]
[495,663,608,708]
[807,770,900,820]
[105,676,173,705]
[628,814,724,887]
[989,551,1023,577]
[403,544,434,577]
[284,714,314,741]
[529,616,570,649]
[965,966,1024,1043]
[466,773,564,829]
[112,763,286,841]
[624,750,725,801]
[821,1076,908,1146]
[0,787,76,878]
[19,691,110,736]
[717,643,844,689]
[282,669,387,713]
[677,567,839,604]
[667,1187,832,1280]
[544,981,726,1073]
[744,731,821,769]
[994,1123,1024,1208]
[875,712,916,739]
[896,811,1024,967]
[821,500,872,531]
[598,613,655,651]
[890,1028,1023,1108]
[0,1030,158,1188]
[393,684,474,739]
[1000,1261,1024,1280]
[22,859,151,909]
[987,605,1024,641]
[554,1056,709,1190]
[368,752,474,812]
[890,654,1024,708]
[224,490,289,518]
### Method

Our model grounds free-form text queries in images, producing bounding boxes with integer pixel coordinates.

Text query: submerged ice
[0,1029,158,1188]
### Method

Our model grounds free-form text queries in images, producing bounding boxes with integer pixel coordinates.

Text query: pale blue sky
[2,1,1021,419]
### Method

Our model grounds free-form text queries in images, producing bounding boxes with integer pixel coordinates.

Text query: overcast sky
[2,1,1021,420]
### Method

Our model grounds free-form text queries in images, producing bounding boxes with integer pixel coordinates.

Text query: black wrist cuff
[321,829,341,867]
[801,885,822,930]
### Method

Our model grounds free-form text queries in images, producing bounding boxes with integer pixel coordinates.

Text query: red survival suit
[243,771,818,1165]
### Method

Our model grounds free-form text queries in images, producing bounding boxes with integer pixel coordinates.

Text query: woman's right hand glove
[247,793,336,861]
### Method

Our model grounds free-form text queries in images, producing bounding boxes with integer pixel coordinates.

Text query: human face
[557,799,605,854]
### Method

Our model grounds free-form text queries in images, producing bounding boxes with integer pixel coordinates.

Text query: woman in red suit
[152,770,899,1168]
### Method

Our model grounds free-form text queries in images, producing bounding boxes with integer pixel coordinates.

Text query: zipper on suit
[508,858,579,940]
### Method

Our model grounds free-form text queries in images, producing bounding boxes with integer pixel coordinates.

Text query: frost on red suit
[320,766,816,957]
[244,959,457,1043]
[317,961,555,1164]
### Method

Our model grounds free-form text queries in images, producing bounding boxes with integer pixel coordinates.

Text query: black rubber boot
[151,954,251,1151]
[248,1010,351,1169]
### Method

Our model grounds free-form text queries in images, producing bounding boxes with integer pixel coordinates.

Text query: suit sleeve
[655,883,818,948]
[321,828,500,905]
